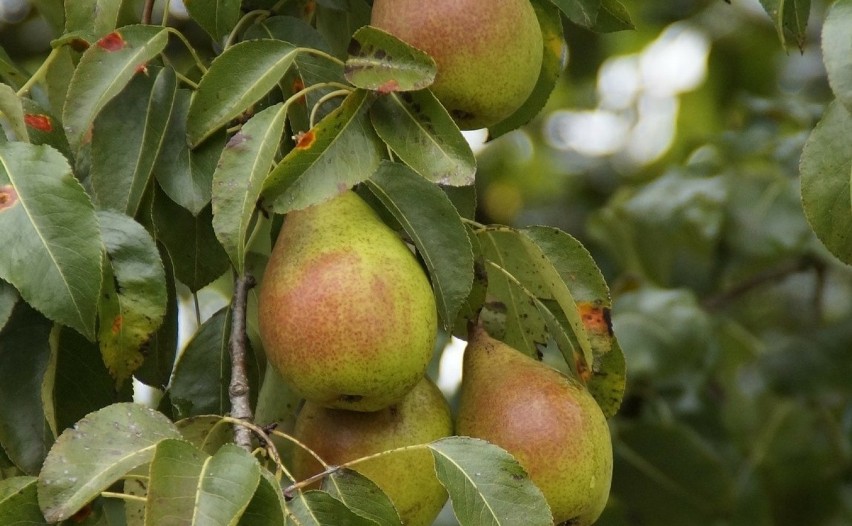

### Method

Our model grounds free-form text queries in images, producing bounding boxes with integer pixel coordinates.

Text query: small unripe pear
[258,191,437,411]
[456,326,613,525]
[370,0,543,130]
[292,377,453,526]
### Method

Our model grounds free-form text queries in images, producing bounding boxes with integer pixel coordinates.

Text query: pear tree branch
[229,273,256,452]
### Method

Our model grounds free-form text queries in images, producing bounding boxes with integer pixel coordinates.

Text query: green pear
[258,190,437,412]
[292,377,453,526]
[456,326,613,525]
[370,0,543,130]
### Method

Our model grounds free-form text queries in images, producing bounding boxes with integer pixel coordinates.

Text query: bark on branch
[229,274,256,452]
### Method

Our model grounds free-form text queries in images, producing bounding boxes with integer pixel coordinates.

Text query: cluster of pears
[370,0,544,130]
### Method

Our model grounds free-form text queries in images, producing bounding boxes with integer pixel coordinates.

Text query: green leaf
[168,308,234,419]
[593,0,636,32]
[134,243,179,389]
[212,103,288,274]
[0,303,53,475]
[41,46,75,118]
[759,0,810,50]
[0,46,28,89]
[345,26,437,93]
[322,468,403,526]
[37,403,181,522]
[371,90,475,186]
[800,101,852,264]
[0,280,17,331]
[488,0,566,138]
[91,68,177,216]
[97,210,167,386]
[428,437,552,526]
[64,0,121,39]
[244,16,332,52]
[20,99,72,159]
[822,0,852,111]
[185,0,241,42]
[0,477,48,524]
[62,25,169,153]
[551,0,601,28]
[186,40,298,146]
[154,90,226,216]
[30,0,65,36]
[239,469,288,526]
[0,142,102,339]
[175,416,232,455]
[365,161,474,330]
[0,83,27,142]
[145,440,261,526]
[151,190,230,292]
[263,89,383,213]
[286,490,377,526]
[315,0,372,59]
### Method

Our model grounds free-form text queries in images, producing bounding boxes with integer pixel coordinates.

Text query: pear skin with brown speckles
[456,326,613,525]
[258,190,437,411]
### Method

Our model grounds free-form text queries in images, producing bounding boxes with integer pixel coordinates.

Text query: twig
[228,274,257,452]
[142,0,155,24]
[221,416,293,481]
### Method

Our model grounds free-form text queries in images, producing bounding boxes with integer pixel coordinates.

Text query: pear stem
[227,274,257,453]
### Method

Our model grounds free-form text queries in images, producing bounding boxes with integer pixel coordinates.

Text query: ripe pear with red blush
[456,326,613,525]
[370,0,543,130]
[292,377,453,526]
[257,190,437,412]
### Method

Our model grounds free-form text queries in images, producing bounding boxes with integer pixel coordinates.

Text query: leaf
[185,0,241,42]
[134,243,179,389]
[315,0,372,59]
[822,0,852,111]
[91,68,177,216]
[428,437,552,526]
[62,25,169,153]
[593,0,636,32]
[0,46,28,89]
[64,0,121,39]
[0,303,53,475]
[365,161,474,330]
[244,16,332,52]
[759,0,810,50]
[286,490,377,526]
[154,90,227,216]
[186,40,298,146]
[371,90,475,186]
[0,83,28,142]
[175,416,232,455]
[322,468,403,526]
[20,99,72,159]
[345,26,437,93]
[239,469,288,526]
[263,89,383,213]
[145,440,261,526]
[97,211,167,386]
[0,476,48,524]
[151,189,230,292]
[800,101,852,264]
[488,0,566,138]
[0,142,103,339]
[37,403,181,522]
[212,103,288,274]
[0,280,17,331]
[550,0,601,28]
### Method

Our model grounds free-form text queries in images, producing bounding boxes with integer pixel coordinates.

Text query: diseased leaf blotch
[0,185,19,211]
[97,31,126,52]
[24,114,52,132]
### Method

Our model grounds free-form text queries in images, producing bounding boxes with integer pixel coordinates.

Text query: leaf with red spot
[344,26,436,93]
[262,89,383,214]
[21,99,72,160]
[96,211,167,387]
[0,142,102,339]
[0,83,28,142]
[62,24,169,153]
[64,0,122,41]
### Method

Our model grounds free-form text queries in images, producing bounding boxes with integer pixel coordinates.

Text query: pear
[456,326,613,525]
[292,377,453,526]
[370,0,543,130]
[258,190,437,412]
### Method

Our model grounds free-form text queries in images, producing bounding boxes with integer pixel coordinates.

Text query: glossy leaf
[286,490,377,526]
[64,0,120,39]
[428,437,552,526]
[239,469,288,526]
[145,439,261,526]
[91,68,177,216]
[0,83,27,142]
[823,0,852,111]
[800,101,852,264]
[371,90,475,185]
[366,161,474,330]
[62,25,169,153]
[0,476,47,524]
[37,403,181,522]
[759,0,810,50]
[41,46,75,118]
[263,89,383,213]
[551,0,601,28]
[187,40,298,146]
[97,211,167,386]
[0,142,102,339]
[0,303,53,475]
[212,103,288,274]
[345,26,437,93]
[185,0,241,42]
[154,89,226,216]
[323,468,402,526]
[488,0,566,138]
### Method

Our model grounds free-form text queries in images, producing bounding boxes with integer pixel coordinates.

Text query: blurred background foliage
[3,0,851,524]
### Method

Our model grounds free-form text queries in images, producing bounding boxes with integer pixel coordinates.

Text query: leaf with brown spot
[344,26,436,92]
